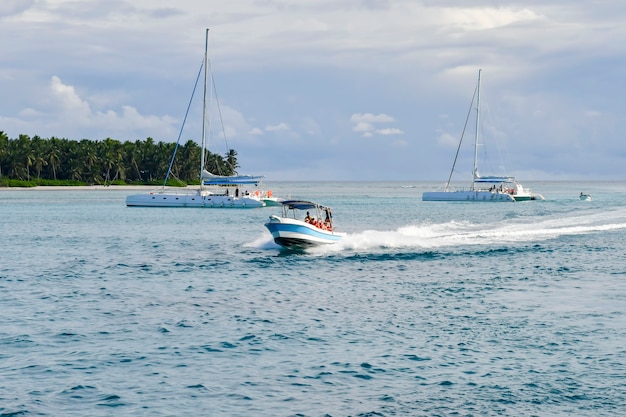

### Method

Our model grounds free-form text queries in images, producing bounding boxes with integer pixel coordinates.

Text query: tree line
[0,131,239,186]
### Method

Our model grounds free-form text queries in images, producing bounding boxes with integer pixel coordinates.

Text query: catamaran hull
[126,192,264,208]
[265,217,343,250]
[422,191,515,202]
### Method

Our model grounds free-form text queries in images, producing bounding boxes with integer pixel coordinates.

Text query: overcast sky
[1,0,625,181]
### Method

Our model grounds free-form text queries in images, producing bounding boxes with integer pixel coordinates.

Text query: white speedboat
[265,200,344,250]
[580,192,592,201]
[422,69,543,202]
[126,29,264,209]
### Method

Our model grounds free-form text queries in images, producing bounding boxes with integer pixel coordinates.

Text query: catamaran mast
[443,70,480,192]
[200,28,209,184]
[472,69,482,190]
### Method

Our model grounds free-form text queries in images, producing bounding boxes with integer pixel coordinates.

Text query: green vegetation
[0,131,239,187]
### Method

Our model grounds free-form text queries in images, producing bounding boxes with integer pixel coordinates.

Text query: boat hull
[515,193,545,201]
[265,216,343,250]
[422,191,515,202]
[126,191,264,208]
[262,197,285,207]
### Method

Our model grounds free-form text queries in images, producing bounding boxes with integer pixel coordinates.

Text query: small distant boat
[261,191,285,206]
[580,192,592,201]
[422,69,544,202]
[265,200,345,250]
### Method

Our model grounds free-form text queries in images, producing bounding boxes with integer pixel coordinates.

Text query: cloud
[265,123,290,132]
[352,122,374,133]
[376,127,404,135]
[0,0,34,18]
[1,1,625,179]
[49,75,91,116]
[17,107,41,117]
[350,113,395,124]
[299,116,321,136]
[437,132,459,147]
[147,7,185,19]
[8,76,178,140]
[350,113,403,138]
[441,7,544,31]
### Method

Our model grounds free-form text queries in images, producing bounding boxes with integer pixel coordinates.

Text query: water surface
[1,181,625,416]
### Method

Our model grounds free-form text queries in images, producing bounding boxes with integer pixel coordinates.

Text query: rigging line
[445,82,478,191]
[207,57,234,175]
[163,59,205,188]
[479,95,508,175]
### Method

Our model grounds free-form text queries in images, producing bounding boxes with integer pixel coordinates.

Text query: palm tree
[225,149,239,174]
[85,148,98,170]
[124,140,142,181]
[47,141,61,180]
[178,139,201,182]
[15,134,35,181]
[0,131,8,178]
[142,137,158,182]
[80,140,99,183]
[102,152,115,183]
[6,139,25,179]
[34,155,48,179]
[0,134,243,185]
[113,153,126,182]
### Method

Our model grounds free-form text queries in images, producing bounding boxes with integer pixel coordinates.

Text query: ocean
[1,181,625,416]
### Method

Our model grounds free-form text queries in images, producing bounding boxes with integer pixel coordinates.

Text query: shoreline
[0,185,162,191]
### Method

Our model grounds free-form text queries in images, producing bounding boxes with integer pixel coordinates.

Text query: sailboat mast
[472,69,482,189]
[200,28,209,182]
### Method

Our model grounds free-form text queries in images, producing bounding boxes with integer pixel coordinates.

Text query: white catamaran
[126,29,265,208]
[423,70,543,202]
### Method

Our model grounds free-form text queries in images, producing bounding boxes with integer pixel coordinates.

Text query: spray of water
[252,207,626,254]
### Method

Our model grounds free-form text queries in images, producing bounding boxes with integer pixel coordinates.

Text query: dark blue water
[1,182,625,416]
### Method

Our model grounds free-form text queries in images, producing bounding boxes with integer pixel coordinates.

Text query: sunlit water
[1,181,625,416]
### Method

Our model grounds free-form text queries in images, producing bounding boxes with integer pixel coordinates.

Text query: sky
[1,0,625,181]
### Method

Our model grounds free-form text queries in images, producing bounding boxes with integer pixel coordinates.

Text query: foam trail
[333,208,626,252]
[253,208,626,254]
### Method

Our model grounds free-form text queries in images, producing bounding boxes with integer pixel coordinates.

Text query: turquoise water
[1,181,625,416]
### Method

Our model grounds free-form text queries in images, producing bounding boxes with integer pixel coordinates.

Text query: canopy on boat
[474,176,516,183]
[280,200,329,211]
[201,169,264,185]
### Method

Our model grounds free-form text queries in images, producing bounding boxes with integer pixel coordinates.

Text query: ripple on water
[2,185,626,416]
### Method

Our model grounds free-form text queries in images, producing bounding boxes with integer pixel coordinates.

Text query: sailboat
[422,70,543,202]
[126,29,265,208]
